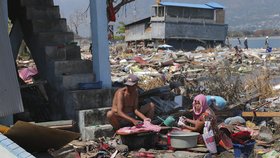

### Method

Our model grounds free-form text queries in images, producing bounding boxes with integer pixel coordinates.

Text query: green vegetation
[116,22,125,34]
[18,41,31,60]
[113,35,125,40]
[8,19,12,33]
[113,22,125,41]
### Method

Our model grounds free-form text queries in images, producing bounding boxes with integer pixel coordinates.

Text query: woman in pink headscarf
[180,94,220,142]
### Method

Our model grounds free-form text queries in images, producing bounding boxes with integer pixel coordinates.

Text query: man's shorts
[118,112,136,128]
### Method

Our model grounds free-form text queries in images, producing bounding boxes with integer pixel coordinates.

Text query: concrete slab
[37,32,74,45]
[81,124,114,141]
[52,59,92,76]
[64,88,115,111]
[26,6,60,20]
[21,0,54,6]
[32,19,67,33]
[79,107,111,127]
[45,45,81,61]
[62,73,95,90]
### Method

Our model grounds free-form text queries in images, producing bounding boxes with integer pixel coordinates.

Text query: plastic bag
[203,130,217,153]
[202,121,217,154]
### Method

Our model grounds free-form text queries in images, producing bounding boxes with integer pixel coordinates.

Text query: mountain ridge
[116,0,280,31]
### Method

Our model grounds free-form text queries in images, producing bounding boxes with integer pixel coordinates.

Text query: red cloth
[133,56,148,65]
[231,131,251,144]
[107,1,116,22]
[117,121,161,135]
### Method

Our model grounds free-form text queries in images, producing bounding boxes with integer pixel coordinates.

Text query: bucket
[233,141,255,158]
[169,131,199,149]
[157,116,176,127]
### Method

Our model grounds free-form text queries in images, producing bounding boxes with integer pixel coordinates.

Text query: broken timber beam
[35,120,74,129]
[242,112,280,117]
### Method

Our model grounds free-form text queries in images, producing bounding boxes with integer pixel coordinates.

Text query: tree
[68,10,87,35]
[113,0,135,14]
[114,22,125,40]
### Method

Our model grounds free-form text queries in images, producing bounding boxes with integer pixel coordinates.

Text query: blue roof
[159,2,225,9]
[205,2,225,9]
[160,2,214,9]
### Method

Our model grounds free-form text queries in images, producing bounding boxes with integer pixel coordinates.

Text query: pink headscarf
[193,94,208,120]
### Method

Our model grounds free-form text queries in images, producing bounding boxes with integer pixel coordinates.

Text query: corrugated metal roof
[205,2,225,9]
[0,4,24,117]
[159,2,214,9]
[0,134,35,158]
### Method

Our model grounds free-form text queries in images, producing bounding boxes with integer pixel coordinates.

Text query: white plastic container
[170,131,199,149]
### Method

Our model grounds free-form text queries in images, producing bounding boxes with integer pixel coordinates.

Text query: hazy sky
[53,0,90,37]
[53,0,227,37]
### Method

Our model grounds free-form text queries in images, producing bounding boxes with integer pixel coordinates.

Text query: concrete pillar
[0,0,8,27]
[10,20,24,60]
[89,0,111,88]
[0,0,14,125]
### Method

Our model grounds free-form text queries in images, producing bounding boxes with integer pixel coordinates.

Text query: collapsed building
[125,2,228,50]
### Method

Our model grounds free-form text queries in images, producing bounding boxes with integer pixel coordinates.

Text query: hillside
[117,0,280,31]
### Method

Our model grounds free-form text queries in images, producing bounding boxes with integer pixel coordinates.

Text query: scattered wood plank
[242,112,280,117]
[187,146,208,153]
[35,120,74,129]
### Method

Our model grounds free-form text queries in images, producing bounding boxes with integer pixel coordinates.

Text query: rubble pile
[7,44,280,158]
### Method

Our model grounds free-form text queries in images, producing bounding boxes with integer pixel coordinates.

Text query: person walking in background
[265,36,272,53]
[244,37,248,49]
[237,37,241,46]
[265,36,269,48]
[225,37,231,48]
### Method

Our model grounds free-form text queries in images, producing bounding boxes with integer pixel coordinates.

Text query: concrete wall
[151,22,165,39]
[125,22,151,41]
[164,22,228,41]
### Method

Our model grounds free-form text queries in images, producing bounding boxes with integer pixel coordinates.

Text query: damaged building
[125,2,228,50]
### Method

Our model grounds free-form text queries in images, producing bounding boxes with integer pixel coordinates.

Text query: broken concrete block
[81,125,114,141]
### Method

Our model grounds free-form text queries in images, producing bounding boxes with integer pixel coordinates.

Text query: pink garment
[193,94,208,120]
[117,121,161,135]
[18,67,38,81]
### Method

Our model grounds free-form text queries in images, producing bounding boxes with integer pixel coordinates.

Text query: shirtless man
[107,74,155,130]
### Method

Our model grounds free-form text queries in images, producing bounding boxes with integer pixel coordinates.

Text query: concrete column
[0,0,8,27]
[0,0,14,125]
[10,20,24,60]
[89,0,111,88]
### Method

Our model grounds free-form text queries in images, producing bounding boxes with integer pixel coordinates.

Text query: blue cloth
[206,96,227,110]
[266,47,272,52]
